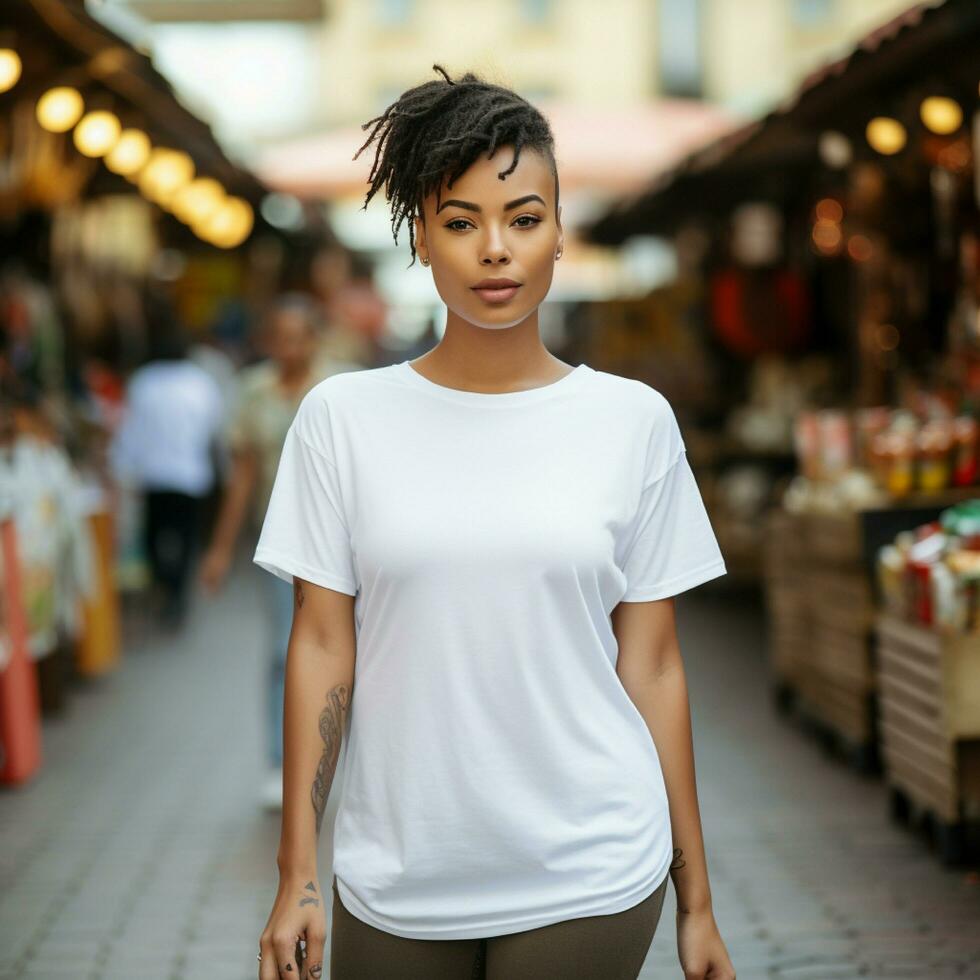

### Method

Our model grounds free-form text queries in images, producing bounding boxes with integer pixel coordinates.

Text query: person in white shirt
[110,294,224,628]
[254,65,736,980]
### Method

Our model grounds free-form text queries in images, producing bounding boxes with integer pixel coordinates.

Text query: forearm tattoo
[311,684,350,835]
[670,847,686,870]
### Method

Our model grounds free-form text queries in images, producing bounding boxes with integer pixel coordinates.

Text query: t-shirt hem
[620,557,727,603]
[253,546,358,597]
[332,851,672,940]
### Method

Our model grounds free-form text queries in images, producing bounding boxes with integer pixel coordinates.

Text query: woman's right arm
[259,576,356,980]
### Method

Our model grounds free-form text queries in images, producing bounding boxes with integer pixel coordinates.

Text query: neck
[423,308,565,387]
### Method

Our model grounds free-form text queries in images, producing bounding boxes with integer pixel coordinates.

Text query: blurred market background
[3,0,980,977]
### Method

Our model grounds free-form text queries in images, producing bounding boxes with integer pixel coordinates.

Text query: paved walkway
[1,556,978,979]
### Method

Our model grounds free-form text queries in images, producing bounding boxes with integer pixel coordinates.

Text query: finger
[258,936,278,980]
[302,926,325,980]
[273,931,300,976]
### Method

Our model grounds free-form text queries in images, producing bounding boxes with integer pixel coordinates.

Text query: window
[519,0,552,24]
[792,0,833,28]
[376,0,412,27]
[658,0,702,98]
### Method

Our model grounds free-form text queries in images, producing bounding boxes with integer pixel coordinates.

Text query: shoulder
[588,370,684,483]
[292,363,385,452]
[587,368,678,427]
[301,363,389,411]
[180,359,223,399]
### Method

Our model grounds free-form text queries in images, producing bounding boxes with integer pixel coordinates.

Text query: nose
[479,226,511,265]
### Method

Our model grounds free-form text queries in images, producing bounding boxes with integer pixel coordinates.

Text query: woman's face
[414,145,563,331]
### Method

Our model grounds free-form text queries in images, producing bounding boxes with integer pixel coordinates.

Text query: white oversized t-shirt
[254,359,727,940]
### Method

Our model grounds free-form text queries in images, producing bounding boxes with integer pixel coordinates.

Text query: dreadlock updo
[354,64,559,267]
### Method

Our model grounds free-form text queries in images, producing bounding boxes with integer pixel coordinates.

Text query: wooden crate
[807,567,875,636]
[796,666,875,745]
[804,510,862,565]
[764,507,877,762]
[875,612,980,829]
[763,510,810,690]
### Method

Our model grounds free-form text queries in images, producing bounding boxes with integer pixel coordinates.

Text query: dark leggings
[330,874,670,979]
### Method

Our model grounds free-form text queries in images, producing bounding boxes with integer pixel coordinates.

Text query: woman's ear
[414,213,428,265]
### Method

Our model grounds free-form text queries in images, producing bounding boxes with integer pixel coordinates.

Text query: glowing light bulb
[920,96,962,135]
[105,128,151,174]
[866,117,906,155]
[0,49,22,93]
[74,110,122,157]
[196,196,254,248]
[36,87,84,132]
[172,178,226,224]
[138,148,195,207]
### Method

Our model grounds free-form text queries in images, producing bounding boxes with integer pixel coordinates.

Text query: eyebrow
[436,194,546,214]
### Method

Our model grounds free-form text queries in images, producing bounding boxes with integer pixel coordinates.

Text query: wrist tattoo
[312,683,351,835]
[298,880,319,908]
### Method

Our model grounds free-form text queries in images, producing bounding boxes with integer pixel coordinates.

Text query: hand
[258,873,326,980]
[199,545,232,594]
[677,905,736,979]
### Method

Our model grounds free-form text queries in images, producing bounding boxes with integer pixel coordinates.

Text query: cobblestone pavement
[1,559,979,979]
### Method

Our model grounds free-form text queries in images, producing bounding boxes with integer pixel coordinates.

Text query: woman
[255,65,736,980]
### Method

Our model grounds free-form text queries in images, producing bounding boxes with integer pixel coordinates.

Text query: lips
[471,279,522,304]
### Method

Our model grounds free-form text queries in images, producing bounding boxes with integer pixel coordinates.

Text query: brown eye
[445,219,471,231]
[514,215,542,227]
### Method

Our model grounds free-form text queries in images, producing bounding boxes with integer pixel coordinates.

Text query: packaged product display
[876,500,980,632]
[794,406,980,503]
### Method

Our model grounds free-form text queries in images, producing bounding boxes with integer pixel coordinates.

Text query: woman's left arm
[611,596,736,980]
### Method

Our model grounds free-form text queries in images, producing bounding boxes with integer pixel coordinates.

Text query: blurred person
[109,292,224,630]
[198,293,357,809]
[189,317,245,538]
[254,66,735,980]
[311,245,380,367]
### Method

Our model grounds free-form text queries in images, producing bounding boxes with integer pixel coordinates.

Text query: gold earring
[421,257,429,266]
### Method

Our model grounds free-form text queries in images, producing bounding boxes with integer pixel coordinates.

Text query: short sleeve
[252,409,358,597]
[618,401,726,602]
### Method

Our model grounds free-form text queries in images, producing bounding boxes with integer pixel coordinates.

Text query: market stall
[0,0,293,774]
[583,0,980,863]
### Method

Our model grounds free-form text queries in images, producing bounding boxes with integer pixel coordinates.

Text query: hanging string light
[74,110,122,157]
[195,196,254,248]
[36,86,84,132]
[105,128,151,175]
[0,48,21,93]
[172,177,226,225]
[138,147,195,207]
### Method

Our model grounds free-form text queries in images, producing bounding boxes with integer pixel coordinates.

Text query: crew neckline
[396,359,593,406]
